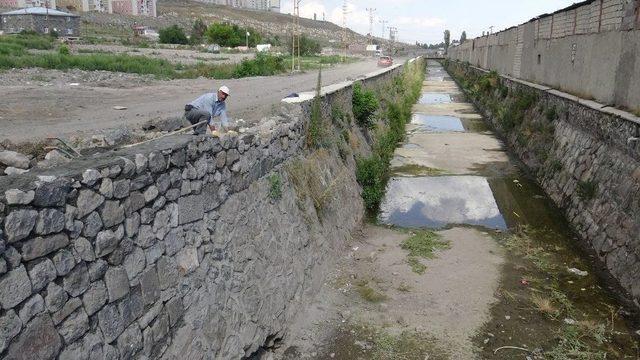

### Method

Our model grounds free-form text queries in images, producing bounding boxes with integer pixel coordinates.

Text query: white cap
[218,85,230,96]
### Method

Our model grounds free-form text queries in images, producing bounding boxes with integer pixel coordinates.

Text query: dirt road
[0,58,386,142]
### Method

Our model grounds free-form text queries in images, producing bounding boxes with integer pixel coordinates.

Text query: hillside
[79,0,390,47]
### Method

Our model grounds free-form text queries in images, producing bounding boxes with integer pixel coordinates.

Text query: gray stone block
[124,191,145,216]
[131,174,154,192]
[176,247,199,276]
[117,323,142,359]
[33,178,70,207]
[166,188,180,202]
[151,196,166,212]
[4,209,37,243]
[82,169,102,186]
[138,302,162,329]
[21,233,69,261]
[156,257,178,291]
[88,259,108,282]
[144,186,159,203]
[52,249,76,276]
[97,303,125,343]
[17,294,44,324]
[44,282,67,313]
[4,189,34,205]
[153,210,169,240]
[82,280,107,316]
[135,154,148,174]
[164,228,185,256]
[64,205,77,231]
[4,246,21,268]
[99,178,114,198]
[113,179,131,199]
[139,266,160,306]
[34,209,65,236]
[124,213,140,239]
[103,343,120,360]
[0,310,22,353]
[73,237,95,262]
[134,225,155,249]
[165,296,184,327]
[151,313,169,342]
[51,296,81,325]
[156,174,171,194]
[57,308,89,343]
[95,230,119,258]
[145,241,164,265]
[123,247,145,280]
[104,267,130,303]
[58,329,103,360]
[82,211,103,239]
[27,258,56,292]
[0,265,32,309]
[63,262,89,297]
[76,190,105,219]
[170,149,186,167]
[178,195,205,225]
[118,290,143,328]
[101,201,125,229]
[148,152,166,173]
[5,314,61,360]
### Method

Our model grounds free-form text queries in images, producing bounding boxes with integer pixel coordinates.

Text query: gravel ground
[0,68,158,88]
[0,57,399,143]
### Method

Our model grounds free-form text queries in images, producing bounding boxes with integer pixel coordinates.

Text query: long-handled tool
[122,120,208,149]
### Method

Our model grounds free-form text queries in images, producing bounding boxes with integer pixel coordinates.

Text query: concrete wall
[0,62,408,359]
[444,60,640,307]
[448,0,640,113]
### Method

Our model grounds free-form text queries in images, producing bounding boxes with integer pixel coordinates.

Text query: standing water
[376,60,639,358]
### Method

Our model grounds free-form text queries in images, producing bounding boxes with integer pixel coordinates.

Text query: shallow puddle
[418,92,451,104]
[411,114,465,132]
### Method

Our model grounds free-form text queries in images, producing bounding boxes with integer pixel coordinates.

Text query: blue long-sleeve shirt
[189,93,228,126]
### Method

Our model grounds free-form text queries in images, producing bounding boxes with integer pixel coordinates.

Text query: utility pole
[389,26,397,55]
[379,19,388,39]
[291,0,301,72]
[342,0,349,60]
[366,7,376,44]
[489,25,494,34]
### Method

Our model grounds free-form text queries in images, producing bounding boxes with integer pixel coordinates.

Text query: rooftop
[1,7,78,17]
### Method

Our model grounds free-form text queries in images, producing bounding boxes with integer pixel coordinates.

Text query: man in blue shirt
[184,85,230,135]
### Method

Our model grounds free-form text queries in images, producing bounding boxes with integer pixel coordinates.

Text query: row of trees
[159,20,263,47]
[416,30,466,53]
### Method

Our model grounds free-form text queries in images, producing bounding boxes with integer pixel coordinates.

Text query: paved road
[0,58,393,142]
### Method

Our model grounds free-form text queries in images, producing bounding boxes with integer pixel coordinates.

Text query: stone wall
[0,14,80,36]
[444,60,640,307]
[0,63,407,359]
[447,0,640,113]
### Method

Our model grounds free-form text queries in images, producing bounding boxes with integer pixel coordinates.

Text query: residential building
[0,0,156,17]
[0,6,79,36]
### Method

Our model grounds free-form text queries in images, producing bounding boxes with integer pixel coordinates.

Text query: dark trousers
[184,107,210,135]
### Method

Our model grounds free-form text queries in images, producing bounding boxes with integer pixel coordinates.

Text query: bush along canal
[276,60,639,359]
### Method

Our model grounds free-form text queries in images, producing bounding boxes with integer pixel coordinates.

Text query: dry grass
[531,294,559,318]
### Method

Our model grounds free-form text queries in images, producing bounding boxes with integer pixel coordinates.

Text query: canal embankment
[443,59,640,312]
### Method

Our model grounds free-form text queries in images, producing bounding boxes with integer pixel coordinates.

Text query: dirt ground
[275,225,505,360]
[0,58,388,143]
[73,44,254,65]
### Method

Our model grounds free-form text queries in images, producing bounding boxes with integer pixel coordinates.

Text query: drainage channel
[376,60,639,358]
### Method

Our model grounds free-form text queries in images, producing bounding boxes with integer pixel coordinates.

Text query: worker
[184,85,230,135]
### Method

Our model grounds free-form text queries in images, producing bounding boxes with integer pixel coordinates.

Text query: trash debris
[513,179,523,188]
[505,315,511,320]
[352,247,359,251]
[69,82,79,86]
[568,268,588,277]
[113,106,128,110]
[519,279,530,286]
[513,211,521,218]
[564,318,577,325]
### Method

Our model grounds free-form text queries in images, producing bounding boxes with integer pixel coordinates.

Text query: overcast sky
[280,0,576,44]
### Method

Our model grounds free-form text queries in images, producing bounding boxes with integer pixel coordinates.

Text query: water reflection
[379,176,507,230]
[411,114,465,132]
[418,93,451,104]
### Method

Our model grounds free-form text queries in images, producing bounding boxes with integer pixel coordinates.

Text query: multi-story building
[0,0,156,16]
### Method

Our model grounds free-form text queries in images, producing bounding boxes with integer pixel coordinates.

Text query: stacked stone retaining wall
[444,60,640,308]
[0,63,406,359]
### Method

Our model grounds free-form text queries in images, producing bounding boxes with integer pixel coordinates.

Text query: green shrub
[58,45,70,55]
[159,25,188,45]
[577,181,597,201]
[268,174,282,200]
[205,23,261,47]
[190,18,208,45]
[287,34,321,56]
[0,34,54,49]
[356,155,388,212]
[352,82,379,129]
[232,53,286,78]
[545,105,557,121]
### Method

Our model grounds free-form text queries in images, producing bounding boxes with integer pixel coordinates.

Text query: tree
[443,30,451,53]
[190,19,208,44]
[460,31,467,43]
[159,25,188,45]
[288,35,321,56]
[205,23,261,47]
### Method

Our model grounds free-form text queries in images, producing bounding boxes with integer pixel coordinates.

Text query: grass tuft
[267,174,282,200]
[401,230,450,259]
[355,280,387,303]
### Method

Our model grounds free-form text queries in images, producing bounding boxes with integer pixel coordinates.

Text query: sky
[279,0,577,44]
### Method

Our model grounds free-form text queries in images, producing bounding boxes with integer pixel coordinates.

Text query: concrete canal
[275,60,639,359]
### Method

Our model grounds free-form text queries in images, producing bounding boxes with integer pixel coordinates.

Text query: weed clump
[577,180,597,201]
[267,174,282,200]
[355,280,387,303]
[401,230,450,259]
[352,82,379,129]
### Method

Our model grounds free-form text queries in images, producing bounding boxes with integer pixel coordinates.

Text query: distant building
[0,7,79,36]
[194,0,280,12]
[0,0,156,17]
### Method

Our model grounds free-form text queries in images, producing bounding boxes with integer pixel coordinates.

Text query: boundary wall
[447,0,640,113]
[0,62,407,359]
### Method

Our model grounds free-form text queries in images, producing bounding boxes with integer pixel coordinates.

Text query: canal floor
[275,61,639,359]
